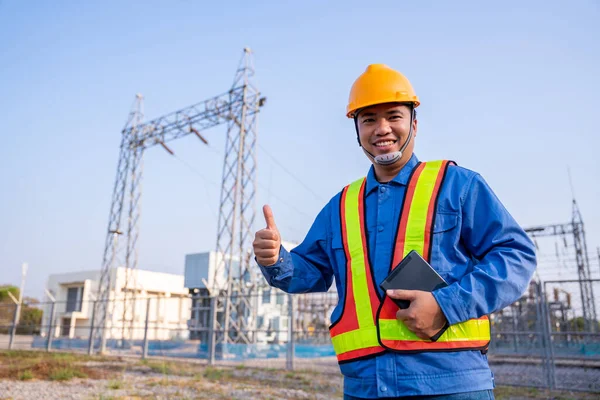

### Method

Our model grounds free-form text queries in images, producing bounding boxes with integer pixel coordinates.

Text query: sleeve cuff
[256,246,293,287]
[432,284,467,325]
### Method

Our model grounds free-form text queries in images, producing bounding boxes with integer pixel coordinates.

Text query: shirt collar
[365,153,420,195]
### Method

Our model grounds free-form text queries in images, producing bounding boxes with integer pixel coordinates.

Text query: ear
[354,117,362,146]
[412,117,418,138]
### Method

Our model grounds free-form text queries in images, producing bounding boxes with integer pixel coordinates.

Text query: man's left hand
[386,289,448,340]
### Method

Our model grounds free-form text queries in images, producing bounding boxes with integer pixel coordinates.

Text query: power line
[170,153,220,223]
[255,180,316,221]
[258,143,327,204]
[202,140,327,206]
[170,149,315,232]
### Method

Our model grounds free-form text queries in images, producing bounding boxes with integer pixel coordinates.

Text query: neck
[373,160,406,182]
[370,150,414,182]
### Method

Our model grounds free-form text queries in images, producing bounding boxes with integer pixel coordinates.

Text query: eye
[389,115,402,121]
[362,118,375,124]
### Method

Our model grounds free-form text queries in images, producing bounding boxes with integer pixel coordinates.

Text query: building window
[276,292,285,305]
[262,289,271,304]
[66,287,83,312]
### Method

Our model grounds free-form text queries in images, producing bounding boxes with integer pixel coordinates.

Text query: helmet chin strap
[364,149,404,165]
[355,108,415,166]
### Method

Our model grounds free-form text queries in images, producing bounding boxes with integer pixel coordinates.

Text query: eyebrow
[386,109,406,115]
[360,109,405,118]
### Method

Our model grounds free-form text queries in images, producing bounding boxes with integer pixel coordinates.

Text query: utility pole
[8,263,28,350]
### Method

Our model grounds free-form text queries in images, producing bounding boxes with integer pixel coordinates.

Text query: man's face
[356,103,417,164]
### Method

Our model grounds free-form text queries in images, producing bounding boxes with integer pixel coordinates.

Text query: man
[253,64,537,399]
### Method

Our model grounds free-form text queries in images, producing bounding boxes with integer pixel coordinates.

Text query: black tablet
[379,250,448,310]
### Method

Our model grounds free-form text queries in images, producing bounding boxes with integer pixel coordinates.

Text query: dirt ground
[0,351,597,400]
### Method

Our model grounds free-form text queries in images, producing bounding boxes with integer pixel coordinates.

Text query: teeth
[375,141,394,147]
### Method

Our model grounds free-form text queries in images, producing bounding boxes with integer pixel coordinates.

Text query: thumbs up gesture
[253,205,282,266]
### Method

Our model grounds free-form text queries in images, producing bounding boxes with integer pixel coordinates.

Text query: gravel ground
[0,371,341,400]
[0,355,343,400]
[491,362,600,392]
[1,352,599,399]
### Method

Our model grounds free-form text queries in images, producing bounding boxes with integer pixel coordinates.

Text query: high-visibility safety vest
[329,160,491,364]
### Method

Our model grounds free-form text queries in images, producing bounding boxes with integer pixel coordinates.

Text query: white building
[42,267,191,341]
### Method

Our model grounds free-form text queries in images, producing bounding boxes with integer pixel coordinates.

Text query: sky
[1,0,599,299]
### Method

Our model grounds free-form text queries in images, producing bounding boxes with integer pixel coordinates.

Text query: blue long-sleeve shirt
[258,154,537,398]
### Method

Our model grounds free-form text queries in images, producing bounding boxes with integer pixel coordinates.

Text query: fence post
[88,301,97,355]
[512,310,518,354]
[537,282,556,390]
[8,302,21,350]
[208,296,216,365]
[142,297,151,359]
[46,301,56,352]
[8,263,27,350]
[286,293,295,371]
[541,284,556,390]
[100,298,108,354]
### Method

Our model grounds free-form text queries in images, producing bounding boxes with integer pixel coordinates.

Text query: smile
[374,140,397,148]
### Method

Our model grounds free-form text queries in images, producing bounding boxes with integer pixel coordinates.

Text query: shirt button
[380,186,386,193]
[380,386,387,392]
[377,225,384,232]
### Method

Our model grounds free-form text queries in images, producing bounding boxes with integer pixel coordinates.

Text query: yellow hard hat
[346,64,420,118]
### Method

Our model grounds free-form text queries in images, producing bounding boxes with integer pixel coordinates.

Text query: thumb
[263,204,277,230]
[386,289,417,300]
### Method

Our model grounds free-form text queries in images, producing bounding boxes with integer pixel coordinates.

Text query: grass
[146,377,172,387]
[17,370,33,380]
[202,366,230,381]
[0,350,111,381]
[145,361,172,375]
[107,379,124,389]
[48,366,88,381]
[139,359,200,377]
[0,350,110,364]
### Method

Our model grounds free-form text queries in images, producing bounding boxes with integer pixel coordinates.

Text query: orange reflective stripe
[330,184,358,337]
[330,178,384,360]
[380,339,491,351]
[337,346,386,363]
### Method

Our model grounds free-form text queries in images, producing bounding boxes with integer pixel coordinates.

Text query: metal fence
[1,280,599,392]
[487,279,600,392]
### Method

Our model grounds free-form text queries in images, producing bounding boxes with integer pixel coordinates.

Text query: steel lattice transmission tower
[212,49,262,345]
[91,48,266,353]
[525,199,597,332]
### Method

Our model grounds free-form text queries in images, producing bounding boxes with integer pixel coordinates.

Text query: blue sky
[1,0,599,298]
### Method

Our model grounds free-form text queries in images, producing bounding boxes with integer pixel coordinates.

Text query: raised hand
[253,205,282,266]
